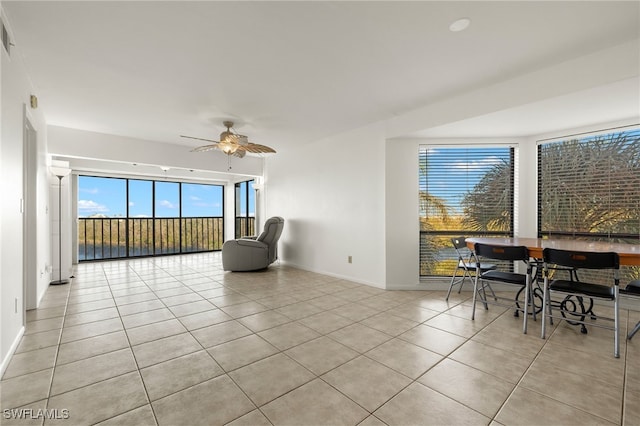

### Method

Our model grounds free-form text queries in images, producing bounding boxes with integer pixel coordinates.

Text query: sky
[78,176,228,218]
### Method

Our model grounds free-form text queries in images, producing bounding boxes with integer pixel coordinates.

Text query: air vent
[1,19,11,55]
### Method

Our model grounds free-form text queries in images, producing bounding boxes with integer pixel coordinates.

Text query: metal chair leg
[541,278,548,339]
[629,321,640,340]
[471,275,478,320]
[445,272,458,301]
[457,270,469,294]
[485,281,498,301]
[614,287,620,358]
[446,266,472,301]
[523,276,529,334]
[480,281,489,310]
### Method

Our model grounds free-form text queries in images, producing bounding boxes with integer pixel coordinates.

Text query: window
[78,176,224,260]
[182,183,223,217]
[181,184,224,253]
[129,180,152,218]
[78,176,127,259]
[538,127,640,240]
[78,176,126,218]
[155,181,180,218]
[235,180,255,238]
[128,179,153,256]
[538,127,640,282]
[419,146,515,278]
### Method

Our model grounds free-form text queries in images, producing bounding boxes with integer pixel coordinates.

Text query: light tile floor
[1,252,639,425]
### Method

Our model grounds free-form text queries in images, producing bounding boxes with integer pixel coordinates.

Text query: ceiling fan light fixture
[220,141,238,155]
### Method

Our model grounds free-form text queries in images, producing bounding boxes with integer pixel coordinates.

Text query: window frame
[537,126,640,242]
[234,179,256,238]
[77,175,225,260]
[419,144,516,278]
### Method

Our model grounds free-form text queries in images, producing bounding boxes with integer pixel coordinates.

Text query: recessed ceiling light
[449,18,471,32]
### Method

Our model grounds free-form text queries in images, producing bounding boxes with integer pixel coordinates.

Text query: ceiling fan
[181,121,276,159]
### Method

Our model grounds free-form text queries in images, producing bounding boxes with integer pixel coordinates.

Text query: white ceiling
[3,1,640,151]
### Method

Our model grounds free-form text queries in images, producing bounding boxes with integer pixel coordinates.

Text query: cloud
[191,201,222,208]
[450,156,504,171]
[80,187,99,195]
[78,199,109,213]
[190,196,202,201]
[129,201,135,206]
[158,200,177,209]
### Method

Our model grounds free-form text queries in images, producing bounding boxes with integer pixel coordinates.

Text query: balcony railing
[235,216,256,238]
[78,217,224,261]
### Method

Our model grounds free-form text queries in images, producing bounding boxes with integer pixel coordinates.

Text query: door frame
[23,108,38,310]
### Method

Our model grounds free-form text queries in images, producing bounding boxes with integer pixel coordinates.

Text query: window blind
[538,127,640,284]
[419,146,514,278]
[538,128,640,241]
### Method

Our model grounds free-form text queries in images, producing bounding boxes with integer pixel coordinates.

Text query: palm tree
[461,159,512,232]
[539,132,640,237]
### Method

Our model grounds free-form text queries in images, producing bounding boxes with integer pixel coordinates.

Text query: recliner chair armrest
[222,239,270,271]
[231,239,267,248]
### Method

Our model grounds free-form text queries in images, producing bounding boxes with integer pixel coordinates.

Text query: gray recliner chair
[222,216,284,271]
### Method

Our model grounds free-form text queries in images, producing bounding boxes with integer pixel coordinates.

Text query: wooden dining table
[465,237,640,266]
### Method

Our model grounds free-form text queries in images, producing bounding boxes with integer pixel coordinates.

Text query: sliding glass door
[78,176,224,261]
[235,180,255,238]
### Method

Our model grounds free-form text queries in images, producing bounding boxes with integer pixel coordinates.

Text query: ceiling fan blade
[243,143,276,154]
[191,144,220,153]
[180,135,219,143]
[185,121,275,159]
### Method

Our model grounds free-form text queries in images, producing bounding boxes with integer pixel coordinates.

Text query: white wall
[48,126,264,178]
[267,40,640,290]
[266,123,387,287]
[384,137,419,289]
[1,7,50,374]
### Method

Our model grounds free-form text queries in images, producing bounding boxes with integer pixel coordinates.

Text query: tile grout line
[8,255,635,425]
[490,313,626,425]
[620,314,630,425]
[44,265,85,415]
[107,261,160,426]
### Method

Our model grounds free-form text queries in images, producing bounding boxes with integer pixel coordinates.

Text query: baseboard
[278,261,384,289]
[0,325,25,378]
